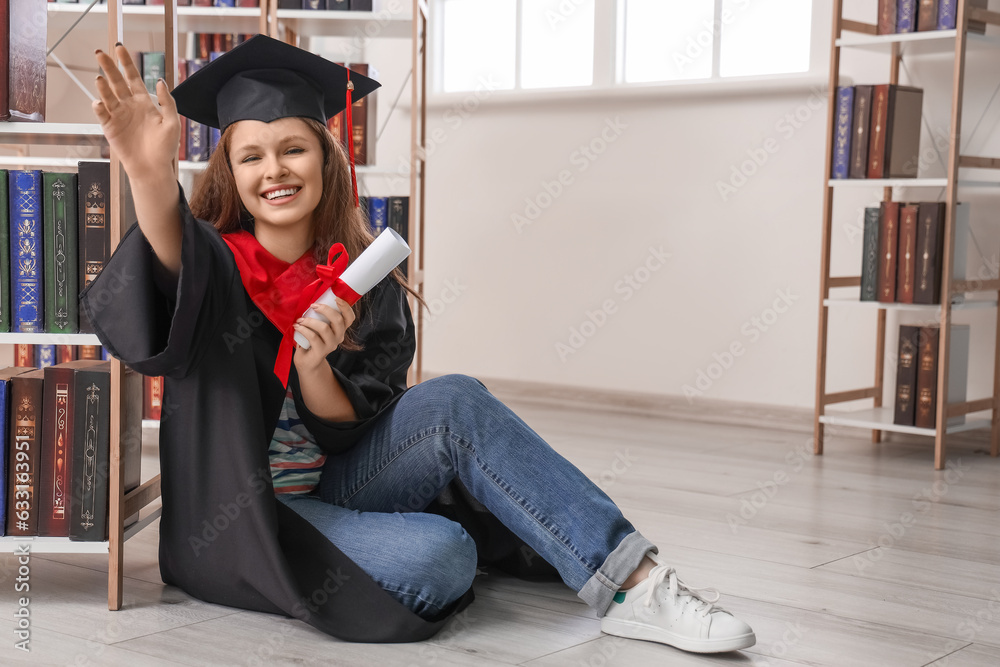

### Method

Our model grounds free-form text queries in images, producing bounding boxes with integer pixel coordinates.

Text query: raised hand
[93,44,180,182]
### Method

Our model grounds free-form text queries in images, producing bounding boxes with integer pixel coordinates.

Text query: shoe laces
[642,564,721,618]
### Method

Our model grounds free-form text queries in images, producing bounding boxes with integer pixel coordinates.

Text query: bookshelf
[270,0,429,384]
[814,1,1000,470]
[0,0,166,611]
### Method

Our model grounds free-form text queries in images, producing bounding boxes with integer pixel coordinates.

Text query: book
[35,345,55,369]
[831,87,854,180]
[350,0,373,9]
[177,59,188,162]
[0,1,9,121]
[0,169,8,332]
[78,162,111,334]
[10,170,44,332]
[57,345,75,364]
[140,51,166,94]
[368,197,388,236]
[303,0,326,8]
[14,345,33,367]
[144,375,163,420]
[897,0,917,32]
[896,204,919,303]
[78,345,102,361]
[329,0,349,9]
[849,86,873,179]
[860,207,881,302]
[877,0,898,34]
[38,360,105,537]
[885,87,923,178]
[893,325,920,426]
[877,201,900,302]
[346,63,378,166]
[0,367,32,537]
[917,0,939,31]
[43,172,79,334]
[867,85,893,178]
[913,202,945,304]
[6,368,45,536]
[70,361,111,542]
[914,326,939,429]
[186,60,210,162]
[276,0,301,8]
[8,0,46,122]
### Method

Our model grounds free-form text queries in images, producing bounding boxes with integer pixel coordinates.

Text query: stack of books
[360,195,409,276]
[876,0,988,35]
[893,323,969,428]
[831,84,924,179]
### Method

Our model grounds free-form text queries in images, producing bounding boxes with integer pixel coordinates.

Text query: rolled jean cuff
[577,531,657,617]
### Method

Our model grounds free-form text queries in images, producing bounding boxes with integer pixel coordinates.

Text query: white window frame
[429,0,830,104]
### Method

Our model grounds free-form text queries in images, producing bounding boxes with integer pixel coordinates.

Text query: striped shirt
[269,388,327,495]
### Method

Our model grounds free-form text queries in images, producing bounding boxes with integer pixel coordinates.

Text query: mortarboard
[170,33,380,131]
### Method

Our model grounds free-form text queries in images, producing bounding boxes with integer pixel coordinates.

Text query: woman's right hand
[93,44,180,182]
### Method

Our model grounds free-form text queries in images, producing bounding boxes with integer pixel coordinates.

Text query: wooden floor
[3,393,1000,666]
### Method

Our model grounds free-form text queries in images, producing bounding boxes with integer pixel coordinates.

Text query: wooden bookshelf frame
[814,0,1000,470]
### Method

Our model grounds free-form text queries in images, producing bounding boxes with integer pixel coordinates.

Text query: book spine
[348,63,376,165]
[914,326,940,429]
[329,0,349,9]
[10,170,43,332]
[70,368,110,541]
[276,0,301,8]
[369,197,388,236]
[143,375,163,420]
[7,372,44,536]
[849,86,873,179]
[0,1,9,121]
[860,207,881,301]
[78,345,102,361]
[38,367,74,537]
[43,172,79,334]
[8,0,46,122]
[57,345,76,364]
[349,0,373,9]
[14,345,33,367]
[877,201,900,302]
[302,0,325,8]
[140,51,166,94]
[187,60,209,162]
[35,345,55,368]
[918,0,940,30]
[0,379,8,536]
[177,60,188,162]
[894,325,920,426]
[78,162,111,334]
[831,87,854,179]
[0,169,8,332]
[897,0,917,31]
[878,0,898,33]
[913,202,945,304]
[194,0,214,7]
[236,0,260,6]
[896,205,919,303]
[937,0,956,29]
[215,0,237,6]
[867,85,891,178]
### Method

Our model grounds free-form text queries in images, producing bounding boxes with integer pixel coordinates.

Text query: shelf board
[0,333,102,345]
[823,298,998,311]
[0,123,107,147]
[0,156,106,169]
[0,506,161,554]
[276,9,413,38]
[47,4,264,37]
[819,406,991,436]
[828,177,1000,188]
[836,29,1000,53]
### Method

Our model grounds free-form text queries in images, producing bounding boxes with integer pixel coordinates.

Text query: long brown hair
[189,117,419,349]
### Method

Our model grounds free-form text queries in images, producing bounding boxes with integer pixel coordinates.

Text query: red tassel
[345,71,359,208]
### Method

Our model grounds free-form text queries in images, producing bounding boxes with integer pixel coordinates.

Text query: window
[435,0,812,93]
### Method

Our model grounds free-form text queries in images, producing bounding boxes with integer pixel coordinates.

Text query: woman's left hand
[292,298,355,373]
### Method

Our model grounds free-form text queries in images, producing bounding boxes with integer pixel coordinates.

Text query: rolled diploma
[294,227,411,349]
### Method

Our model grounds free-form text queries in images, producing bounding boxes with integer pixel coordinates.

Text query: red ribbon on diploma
[272,243,363,386]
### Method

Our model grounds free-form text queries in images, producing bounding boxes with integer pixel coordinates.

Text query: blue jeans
[277,374,655,619]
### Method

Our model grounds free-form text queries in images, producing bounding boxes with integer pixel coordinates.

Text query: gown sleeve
[79,183,237,380]
[293,276,415,453]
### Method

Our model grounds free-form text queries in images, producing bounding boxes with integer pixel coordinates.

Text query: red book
[196,34,213,60]
[6,369,45,536]
[346,63,378,166]
[177,59,189,162]
[14,344,34,367]
[914,326,940,429]
[877,0,897,34]
[78,345,102,360]
[867,84,892,178]
[38,360,105,537]
[877,201,900,303]
[896,204,919,303]
[143,375,163,420]
[56,345,76,364]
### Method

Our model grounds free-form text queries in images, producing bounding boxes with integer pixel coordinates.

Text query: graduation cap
[171,33,380,131]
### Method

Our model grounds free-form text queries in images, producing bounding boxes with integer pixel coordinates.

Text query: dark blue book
[897,0,917,32]
[9,170,43,333]
[861,207,881,302]
[34,345,56,368]
[368,197,388,236]
[937,0,956,28]
[215,0,237,6]
[187,60,210,162]
[0,367,31,536]
[831,87,854,180]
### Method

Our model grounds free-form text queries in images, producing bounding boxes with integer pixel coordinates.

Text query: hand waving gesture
[93,44,180,182]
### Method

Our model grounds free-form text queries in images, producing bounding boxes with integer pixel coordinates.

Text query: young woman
[83,36,755,654]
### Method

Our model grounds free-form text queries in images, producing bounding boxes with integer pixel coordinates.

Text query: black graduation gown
[79,186,471,642]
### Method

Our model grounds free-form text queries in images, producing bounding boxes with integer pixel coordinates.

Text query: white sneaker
[601,559,756,653]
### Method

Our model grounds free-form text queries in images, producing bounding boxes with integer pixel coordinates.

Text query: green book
[43,172,79,334]
[0,169,9,333]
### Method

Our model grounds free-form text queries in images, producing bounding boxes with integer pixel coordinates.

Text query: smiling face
[228,116,325,240]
